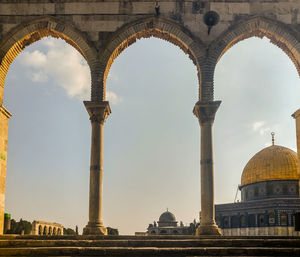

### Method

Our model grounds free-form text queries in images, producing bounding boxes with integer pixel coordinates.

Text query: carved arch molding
[0,14,299,103]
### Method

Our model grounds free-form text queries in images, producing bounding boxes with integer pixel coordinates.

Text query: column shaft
[83,101,111,235]
[200,123,214,226]
[292,109,300,194]
[193,101,221,236]
[89,120,104,223]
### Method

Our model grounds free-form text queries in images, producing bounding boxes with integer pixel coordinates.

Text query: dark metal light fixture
[203,11,220,35]
[155,1,160,16]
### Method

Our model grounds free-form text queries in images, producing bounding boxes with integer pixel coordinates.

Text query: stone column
[0,106,11,235]
[193,101,221,235]
[83,101,111,235]
[292,109,300,194]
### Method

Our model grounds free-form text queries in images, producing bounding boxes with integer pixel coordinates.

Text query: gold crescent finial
[271,132,275,146]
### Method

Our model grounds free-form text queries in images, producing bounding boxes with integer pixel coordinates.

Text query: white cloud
[32,71,48,82]
[252,121,271,135]
[19,50,47,68]
[18,38,121,104]
[252,121,265,131]
[107,71,119,83]
[106,91,122,105]
[259,127,271,135]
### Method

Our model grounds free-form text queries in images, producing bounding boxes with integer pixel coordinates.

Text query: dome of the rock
[241,145,299,187]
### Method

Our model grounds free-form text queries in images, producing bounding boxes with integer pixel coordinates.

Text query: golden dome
[241,145,299,186]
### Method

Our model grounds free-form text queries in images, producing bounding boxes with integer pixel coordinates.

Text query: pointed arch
[0,16,97,104]
[93,16,205,101]
[210,16,300,72]
[205,16,300,100]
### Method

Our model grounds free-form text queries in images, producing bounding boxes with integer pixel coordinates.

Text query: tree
[6,219,32,235]
[187,222,199,235]
[107,227,119,235]
[63,227,76,235]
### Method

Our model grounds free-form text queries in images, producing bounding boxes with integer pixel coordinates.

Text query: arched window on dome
[280,212,288,226]
[254,186,259,197]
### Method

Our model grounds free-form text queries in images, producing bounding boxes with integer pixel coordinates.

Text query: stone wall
[0,106,10,235]
[0,1,299,45]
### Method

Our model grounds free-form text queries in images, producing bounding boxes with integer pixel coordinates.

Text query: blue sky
[3,36,300,234]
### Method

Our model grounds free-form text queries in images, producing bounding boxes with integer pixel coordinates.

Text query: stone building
[215,131,300,236]
[147,210,190,235]
[31,220,63,236]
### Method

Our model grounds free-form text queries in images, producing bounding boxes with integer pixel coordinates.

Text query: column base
[82,222,107,235]
[196,224,222,236]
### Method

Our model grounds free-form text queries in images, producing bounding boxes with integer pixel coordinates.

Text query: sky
[3,35,300,235]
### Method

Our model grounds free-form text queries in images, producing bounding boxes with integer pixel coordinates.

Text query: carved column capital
[84,101,111,124]
[193,101,221,125]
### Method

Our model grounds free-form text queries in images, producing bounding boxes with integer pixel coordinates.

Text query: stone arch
[43,226,47,235]
[0,16,97,105]
[48,226,52,235]
[208,16,300,98]
[57,228,61,235]
[53,227,56,235]
[96,16,205,102]
[38,225,42,235]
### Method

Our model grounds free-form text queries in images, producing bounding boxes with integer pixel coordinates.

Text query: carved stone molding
[292,109,300,119]
[84,101,111,124]
[193,101,221,125]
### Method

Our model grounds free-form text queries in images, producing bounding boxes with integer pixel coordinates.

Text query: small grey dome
[159,211,176,223]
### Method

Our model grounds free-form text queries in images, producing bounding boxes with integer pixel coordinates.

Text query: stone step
[0,246,299,256]
[1,238,300,248]
[3,235,300,240]
[0,236,299,256]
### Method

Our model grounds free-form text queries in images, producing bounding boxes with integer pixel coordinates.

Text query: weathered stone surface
[1,0,300,237]
[0,107,11,235]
